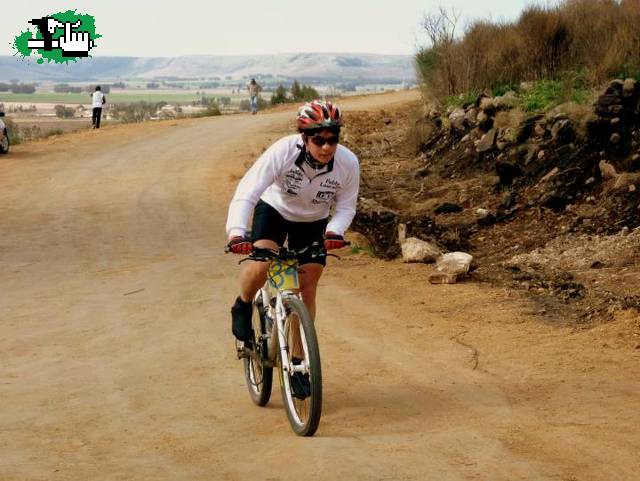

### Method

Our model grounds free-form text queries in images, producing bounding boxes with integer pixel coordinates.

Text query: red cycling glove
[324,232,347,250]
[227,236,253,255]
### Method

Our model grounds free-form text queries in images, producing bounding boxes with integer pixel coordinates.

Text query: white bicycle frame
[258,286,310,377]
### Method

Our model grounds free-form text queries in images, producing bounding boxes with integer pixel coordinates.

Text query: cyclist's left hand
[324,232,347,250]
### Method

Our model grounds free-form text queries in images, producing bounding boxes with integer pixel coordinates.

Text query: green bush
[239,97,268,112]
[520,78,591,112]
[444,91,480,110]
[271,85,289,105]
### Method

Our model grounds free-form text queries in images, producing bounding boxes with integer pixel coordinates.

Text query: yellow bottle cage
[268,258,299,290]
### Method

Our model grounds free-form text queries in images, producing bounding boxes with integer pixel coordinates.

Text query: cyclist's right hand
[226,236,253,255]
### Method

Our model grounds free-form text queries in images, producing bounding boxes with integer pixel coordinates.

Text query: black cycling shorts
[250,200,328,266]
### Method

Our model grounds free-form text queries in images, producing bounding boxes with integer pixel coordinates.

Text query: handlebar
[225,240,350,263]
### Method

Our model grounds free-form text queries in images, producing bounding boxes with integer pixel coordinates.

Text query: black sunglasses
[308,134,340,147]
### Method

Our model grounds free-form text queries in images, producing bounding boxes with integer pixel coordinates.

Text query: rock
[623,78,637,98]
[599,160,618,179]
[631,154,640,171]
[448,108,467,133]
[436,252,473,276]
[477,213,496,226]
[428,273,459,284]
[611,117,621,126]
[595,93,623,117]
[610,133,622,144]
[538,150,546,160]
[534,123,547,137]
[401,237,442,263]
[551,119,574,143]
[606,79,624,96]
[476,208,490,217]
[479,97,495,111]
[477,111,494,132]
[524,145,540,165]
[493,91,519,110]
[476,128,497,153]
[464,108,479,128]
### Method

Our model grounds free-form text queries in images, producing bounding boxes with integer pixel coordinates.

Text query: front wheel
[279,296,322,436]
[243,298,273,406]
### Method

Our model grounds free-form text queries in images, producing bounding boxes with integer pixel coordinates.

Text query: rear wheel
[279,296,322,436]
[0,130,9,154]
[243,298,273,406]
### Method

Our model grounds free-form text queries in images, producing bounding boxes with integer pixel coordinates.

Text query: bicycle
[226,242,343,436]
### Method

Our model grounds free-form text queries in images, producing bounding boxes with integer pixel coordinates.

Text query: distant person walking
[248,78,262,115]
[91,85,106,129]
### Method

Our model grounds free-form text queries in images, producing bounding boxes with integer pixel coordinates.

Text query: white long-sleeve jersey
[226,134,360,238]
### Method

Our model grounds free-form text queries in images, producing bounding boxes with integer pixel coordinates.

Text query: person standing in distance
[247,79,262,115]
[225,100,359,351]
[91,85,106,129]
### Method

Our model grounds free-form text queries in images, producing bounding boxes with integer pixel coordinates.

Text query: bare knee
[239,239,278,301]
[298,264,323,303]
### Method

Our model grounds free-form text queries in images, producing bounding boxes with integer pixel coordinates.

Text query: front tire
[279,296,322,436]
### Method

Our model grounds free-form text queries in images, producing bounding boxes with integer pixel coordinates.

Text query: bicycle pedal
[236,346,251,359]
[236,341,253,359]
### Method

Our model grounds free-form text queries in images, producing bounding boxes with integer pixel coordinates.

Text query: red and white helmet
[296,100,343,131]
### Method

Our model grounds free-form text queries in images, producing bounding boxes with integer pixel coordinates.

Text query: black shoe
[290,357,311,400]
[231,296,253,341]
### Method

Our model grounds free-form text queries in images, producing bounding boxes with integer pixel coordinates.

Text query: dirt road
[2,91,639,481]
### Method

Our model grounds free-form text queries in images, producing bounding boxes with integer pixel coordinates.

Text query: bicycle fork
[275,293,308,376]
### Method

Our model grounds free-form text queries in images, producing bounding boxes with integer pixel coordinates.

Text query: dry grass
[417,0,640,99]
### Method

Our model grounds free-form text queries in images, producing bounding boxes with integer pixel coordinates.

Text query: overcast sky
[3,0,550,57]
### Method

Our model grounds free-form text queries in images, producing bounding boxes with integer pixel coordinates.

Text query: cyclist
[225,100,360,365]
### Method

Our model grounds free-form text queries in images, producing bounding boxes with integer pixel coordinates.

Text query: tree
[290,81,319,101]
[291,81,303,101]
[10,83,36,94]
[271,85,289,105]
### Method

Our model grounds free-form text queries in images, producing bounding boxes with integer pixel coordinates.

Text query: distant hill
[0,53,416,84]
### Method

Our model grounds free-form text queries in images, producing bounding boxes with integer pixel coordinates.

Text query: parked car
[0,112,9,154]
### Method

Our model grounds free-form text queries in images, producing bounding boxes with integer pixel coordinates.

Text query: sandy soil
[1,89,639,481]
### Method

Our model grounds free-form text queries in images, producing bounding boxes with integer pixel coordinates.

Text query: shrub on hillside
[109,101,167,123]
[54,105,75,118]
[239,97,268,112]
